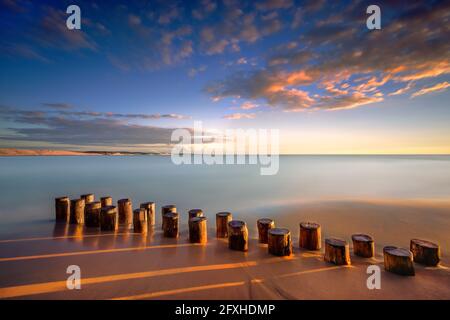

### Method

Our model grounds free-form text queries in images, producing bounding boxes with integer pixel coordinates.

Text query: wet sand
[0,199,449,300]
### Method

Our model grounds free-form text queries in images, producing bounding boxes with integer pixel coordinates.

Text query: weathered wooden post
[85,201,102,228]
[324,238,351,265]
[101,196,113,207]
[410,239,440,266]
[299,222,321,250]
[118,198,133,227]
[163,212,179,238]
[257,218,275,244]
[55,196,70,222]
[268,228,292,256]
[383,246,415,276]
[70,198,85,224]
[189,216,207,244]
[161,205,176,229]
[140,202,155,226]
[228,220,248,252]
[216,212,232,238]
[100,206,118,231]
[133,208,148,233]
[188,209,204,219]
[352,234,375,258]
[81,193,95,204]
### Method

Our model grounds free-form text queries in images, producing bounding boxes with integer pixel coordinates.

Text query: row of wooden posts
[55,194,441,276]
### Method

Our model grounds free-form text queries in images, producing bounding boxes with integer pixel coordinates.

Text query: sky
[0,0,449,154]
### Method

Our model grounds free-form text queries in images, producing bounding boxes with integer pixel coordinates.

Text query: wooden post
[100,206,118,231]
[383,246,415,276]
[163,212,179,238]
[228,220,248,252]
[118,198,133,227]
[352,234,375,258]
[161,205,176,229]
[299,222,321,250]
[257,218,275,244]
[81,193,95,204]
[140,202,155,226]
[324,238,351,265]
[133,208,148,233]
[188,209,204,219]
[85,201,101,228]
[101,196,113,207]
[410,239,440,266]
[189,216,207,244]
[55,196,70,222]
[70,198,85,224]
[268,228,292,256]
[216,212,232,238]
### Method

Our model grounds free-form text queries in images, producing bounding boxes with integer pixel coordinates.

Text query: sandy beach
[0,199,448,300]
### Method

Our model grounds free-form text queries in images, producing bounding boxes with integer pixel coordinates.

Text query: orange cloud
[411,81,450,98]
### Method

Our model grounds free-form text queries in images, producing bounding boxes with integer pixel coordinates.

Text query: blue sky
[0,0,449,153]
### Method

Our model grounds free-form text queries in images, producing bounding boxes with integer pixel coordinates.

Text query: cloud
[205,1,450,112]
[388,82,415,96]
[0,106,192,147]
[222,113,256,120]
[188,65,207,77]
[411,82,450,98]
[255,0,293,11]
[240,102,259,110]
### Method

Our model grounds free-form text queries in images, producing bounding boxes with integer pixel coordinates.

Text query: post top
[325,237,347,247]
[191,216,207,223]
[140,202,155,207]
[162,204,176,209]
[81,193,94,197]
[269,228,290,235]
[56,196,69,201]
[300,222,320,230]
[189,209,203,214]
[164,212,179,218]
[410,238,439,249]
[352,233,374,242]
[133,208,146,213]
[216,211,232,217]
[101,196,112,200]
[258,218,274,225]
[384,246,412,258]
[228,220,246,228]
[118,198,131,204]
[86,201,101,209]
[71,198,85,205]
[101,205,116,213]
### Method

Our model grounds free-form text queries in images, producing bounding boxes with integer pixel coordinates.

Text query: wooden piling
[55,196,70,222]
[299,222,321,250]
[161,205,176,229]
[268,228,292,256]
[118,198,133,227]
[257,218,275,244]
[189,216,207,244]
[81,193,95,204]
[410,239,440,266]
[140,202,155,226]
[100,206,118,231]
[70,198,85,224]
[163,212,179,238]
[352,234,375,258]
[101,196,113,207]
[216,212,232,238]
[324,238,351,265]
[188,209,204,219]
[133,208,148,233]
[228,220,248,252]
[383,246,415,276]
[85,201,102,228]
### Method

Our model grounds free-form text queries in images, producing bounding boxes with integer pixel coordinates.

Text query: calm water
[0,155,449,236]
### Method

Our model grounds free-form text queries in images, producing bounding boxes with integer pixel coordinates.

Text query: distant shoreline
[0,148,165,157]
